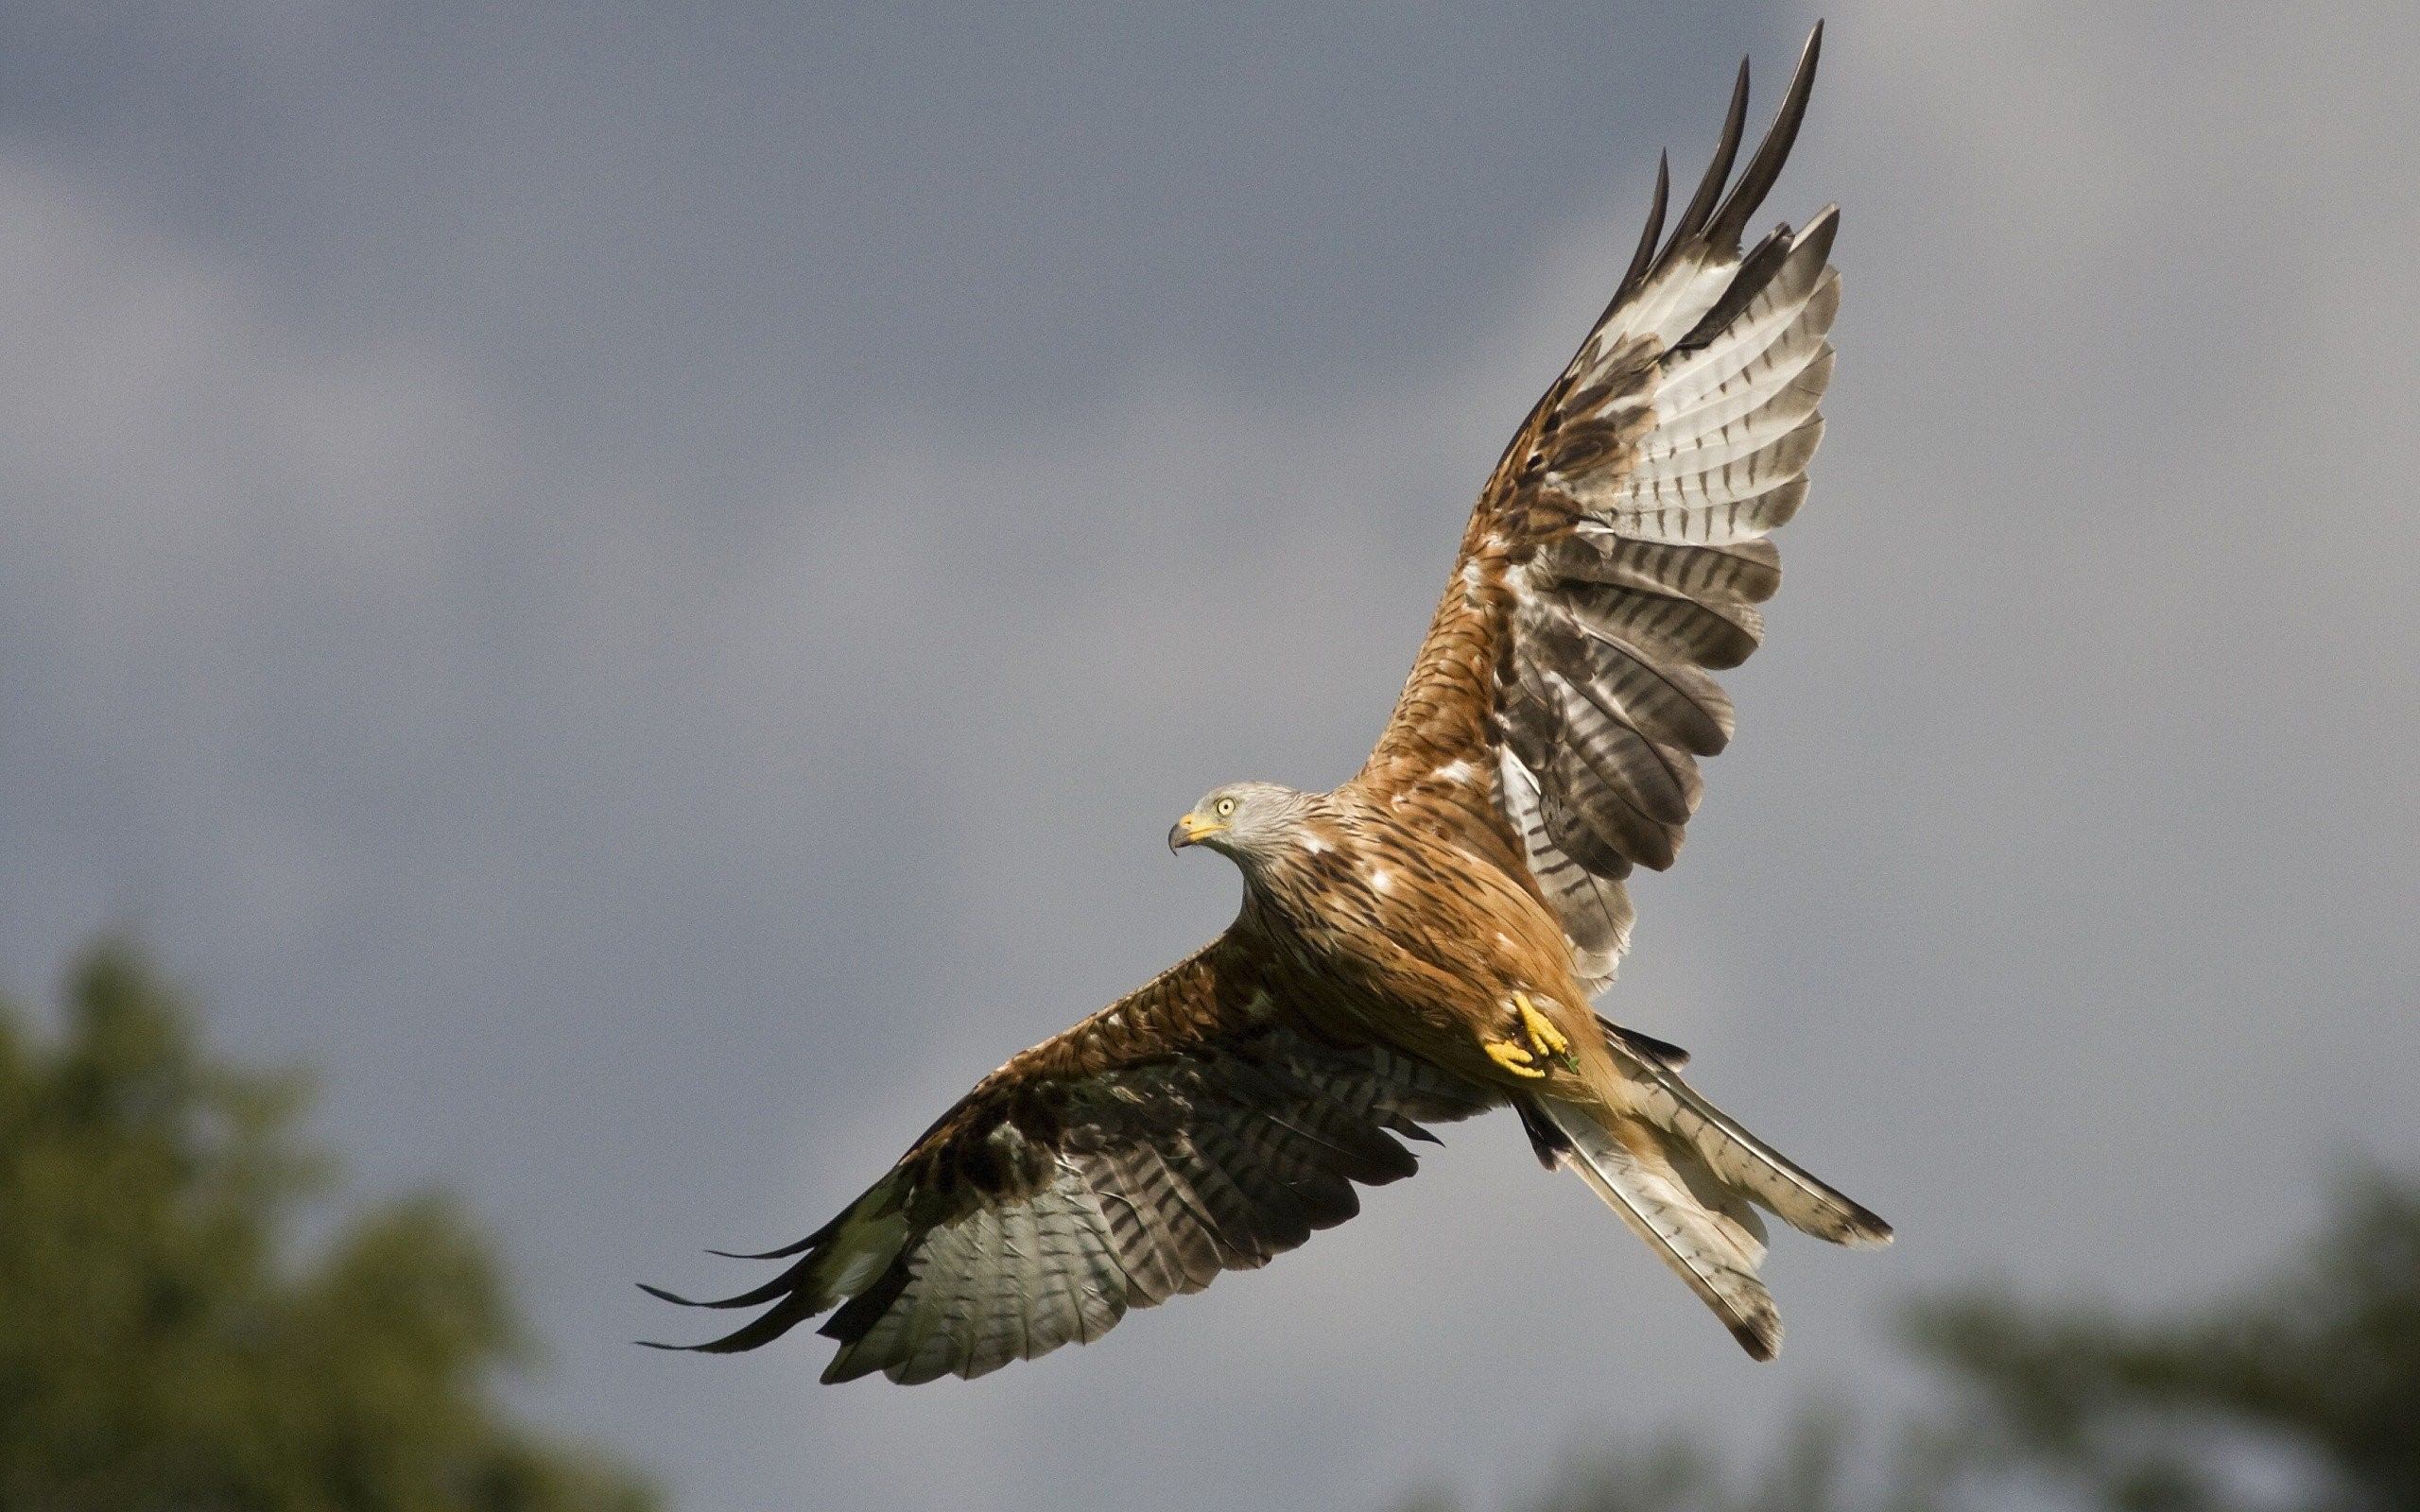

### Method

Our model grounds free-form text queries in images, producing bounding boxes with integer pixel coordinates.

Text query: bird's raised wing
[1357,26,1837,992]
[643,936,1496,1383]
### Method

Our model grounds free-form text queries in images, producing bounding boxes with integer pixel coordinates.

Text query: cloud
[4,5,2419,1509]
[0,136,1801,1511]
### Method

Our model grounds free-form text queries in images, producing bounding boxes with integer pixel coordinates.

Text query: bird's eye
[1215,797,1236,817]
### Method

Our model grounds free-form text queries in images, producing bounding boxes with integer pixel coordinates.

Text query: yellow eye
[1215,797,1236,817]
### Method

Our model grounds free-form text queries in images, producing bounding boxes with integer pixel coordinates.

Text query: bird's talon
[1512,990,1574,1063]
[1484,1037,1547,1078]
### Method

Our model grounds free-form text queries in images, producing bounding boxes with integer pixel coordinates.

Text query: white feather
[1537,1098,1781,1359]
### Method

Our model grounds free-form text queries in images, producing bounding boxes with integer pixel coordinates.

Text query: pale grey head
[1167,781,1321,868]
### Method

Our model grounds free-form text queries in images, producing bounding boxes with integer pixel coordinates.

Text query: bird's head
[1168,782,1314,866]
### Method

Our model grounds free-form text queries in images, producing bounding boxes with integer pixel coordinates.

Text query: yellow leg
[1512,990,1574,1062]
[1483,1037,1546,1078]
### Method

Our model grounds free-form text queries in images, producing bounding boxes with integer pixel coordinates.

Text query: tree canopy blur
[1407,1170,2420,1512]
[1910,1166,2420,1512]
[9,936,2409,1512]
[0,942,655,1512]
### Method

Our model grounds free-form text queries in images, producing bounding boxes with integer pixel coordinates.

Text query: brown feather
[1358,33,1840,980]
[645,934,1499,1382]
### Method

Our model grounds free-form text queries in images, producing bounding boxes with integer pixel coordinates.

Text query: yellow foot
[1482,1037,1546,1078]
[1512,990,1576,1066]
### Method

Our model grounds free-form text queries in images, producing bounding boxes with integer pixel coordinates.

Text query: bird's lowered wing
[644,936,1496,1383]
[1358,26,1838,992]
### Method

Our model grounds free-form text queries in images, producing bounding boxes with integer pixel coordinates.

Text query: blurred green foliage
[1410,1170,2420,1512]
[0,941,656,1512]
[9,935,2411,1512]
[1909,1167,2420,1511]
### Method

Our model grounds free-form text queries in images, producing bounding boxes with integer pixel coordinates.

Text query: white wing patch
[1483,38,1834,990]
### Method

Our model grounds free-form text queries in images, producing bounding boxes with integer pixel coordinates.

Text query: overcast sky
[5,3,2418,1508]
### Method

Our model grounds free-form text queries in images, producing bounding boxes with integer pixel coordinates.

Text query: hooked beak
[1168,813,1225,852]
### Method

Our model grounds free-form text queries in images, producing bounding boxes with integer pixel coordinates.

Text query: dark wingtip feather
[669,1295,825,1355]
[640,1280,769,1312]
[1608,151,1671,310]
[1704,22,1824,250]
[1672,223,1795,354]
[637,1281,703,1307]
[1668,56,1752,249]
[701,1227,826,1262]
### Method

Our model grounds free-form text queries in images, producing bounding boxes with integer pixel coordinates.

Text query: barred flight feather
[1496,747,1633,989]
[1538,535,1783,607]
[1560,578,1764,672]
[646,938,1499,1383]
[1357,27,1839,989]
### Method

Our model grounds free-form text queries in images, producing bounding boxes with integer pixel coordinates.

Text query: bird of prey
[647,24,1888,1383]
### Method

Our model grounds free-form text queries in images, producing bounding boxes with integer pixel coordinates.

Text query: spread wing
[1357,26,1837,992]
[642,936,1496,1383]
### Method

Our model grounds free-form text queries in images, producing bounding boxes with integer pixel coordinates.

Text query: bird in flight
[647,23,1888,1383]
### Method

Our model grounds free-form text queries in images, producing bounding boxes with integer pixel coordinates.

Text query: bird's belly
[1260,833,1582,1059]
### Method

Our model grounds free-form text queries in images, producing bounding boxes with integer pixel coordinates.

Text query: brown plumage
[646,23,1889,1383]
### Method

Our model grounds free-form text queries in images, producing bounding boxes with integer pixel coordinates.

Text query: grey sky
[4,3,2417,1509]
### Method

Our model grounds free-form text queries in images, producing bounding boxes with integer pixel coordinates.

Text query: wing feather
[1357,26,1835,991]
[643,936,1496,1383]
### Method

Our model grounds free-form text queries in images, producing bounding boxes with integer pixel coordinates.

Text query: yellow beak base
[1168,814,1227,851]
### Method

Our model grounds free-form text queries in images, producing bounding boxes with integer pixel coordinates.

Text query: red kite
[648,24,1888,1383]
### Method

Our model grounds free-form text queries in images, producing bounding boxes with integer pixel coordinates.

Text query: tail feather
[1538,1099,1782,1361]
[1660,1131,1770,1267]
[1608,1029,1893,1248]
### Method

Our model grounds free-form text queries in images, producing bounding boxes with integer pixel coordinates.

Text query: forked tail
[1608,1028,1893,1248]
[1530,1040,1890,1359]
[1535,1098,1785,1358]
